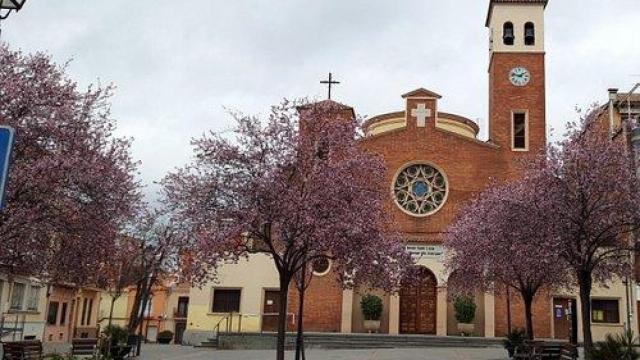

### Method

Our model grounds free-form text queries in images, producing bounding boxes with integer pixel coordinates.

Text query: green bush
[453,296,476,324]
[591,329,639,360]
[102,324,128,345]
[157,330,173,339]
[360,294,383,321]
[502,328,526,357]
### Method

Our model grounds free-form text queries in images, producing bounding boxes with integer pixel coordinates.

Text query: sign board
[406,244,444,260]
[0,126,15,210]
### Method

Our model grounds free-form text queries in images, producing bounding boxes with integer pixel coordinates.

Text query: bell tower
[487,0,547,160]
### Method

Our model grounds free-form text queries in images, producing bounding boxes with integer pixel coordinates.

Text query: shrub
[157,330,173,339]
[502,328,526,357]
[591,329,639,360]
[360,294,383,321]
[453,296,476,324]
[102,324,128,345]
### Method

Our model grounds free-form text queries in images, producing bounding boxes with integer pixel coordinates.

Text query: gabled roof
[486,0,549,27]
[401,88,442,99]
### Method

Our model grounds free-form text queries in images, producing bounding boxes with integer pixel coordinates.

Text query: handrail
[212,312,298,335]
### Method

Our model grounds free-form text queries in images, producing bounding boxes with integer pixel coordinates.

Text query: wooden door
[553,298,575,341]
[262,290,280,332]
[174,322,186,344]
[400,268,437,334]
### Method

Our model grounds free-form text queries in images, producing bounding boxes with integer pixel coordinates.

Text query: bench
[1,340,43,360]
[71,338,98,357]
[559,343,578,360]
[513,341,578,360]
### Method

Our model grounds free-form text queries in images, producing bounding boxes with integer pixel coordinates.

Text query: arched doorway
[399,266,437,334]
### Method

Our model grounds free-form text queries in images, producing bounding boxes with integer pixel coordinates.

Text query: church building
[183,0,636,344]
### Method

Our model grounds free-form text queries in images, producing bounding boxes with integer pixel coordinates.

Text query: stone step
[213,332,504,350]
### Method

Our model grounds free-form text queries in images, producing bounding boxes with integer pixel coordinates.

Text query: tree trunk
[506,287,512,334]
[521,292,535,340]
[108,296,116,329]
[276,273,291,360]
[295,266,306,360]
[106,295,118,357]
[578,270,594,360]
[128,278,145,333]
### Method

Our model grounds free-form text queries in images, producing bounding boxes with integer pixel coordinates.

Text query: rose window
[393,163,448,216]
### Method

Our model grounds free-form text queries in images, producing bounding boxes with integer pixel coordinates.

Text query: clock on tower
[486,0,547,160]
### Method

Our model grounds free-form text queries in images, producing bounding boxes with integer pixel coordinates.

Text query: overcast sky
[2,1,639,200]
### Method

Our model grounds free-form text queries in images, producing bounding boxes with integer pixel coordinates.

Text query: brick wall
[287,272,343,333]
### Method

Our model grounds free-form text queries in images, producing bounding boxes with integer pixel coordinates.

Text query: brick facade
[292,1,551,336]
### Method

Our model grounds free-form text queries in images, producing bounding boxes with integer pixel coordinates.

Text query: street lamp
[0,0,26,20]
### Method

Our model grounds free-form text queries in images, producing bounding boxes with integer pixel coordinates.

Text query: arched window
[524,22,535,46]
[503,22,515,45]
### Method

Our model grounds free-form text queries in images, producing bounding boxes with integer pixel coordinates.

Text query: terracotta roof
[362,111,405,129]
[439,112,480,134]
[401,88,442,99]
[363,110,479,135]
[486,0,549,26]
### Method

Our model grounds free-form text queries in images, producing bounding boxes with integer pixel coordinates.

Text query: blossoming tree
[0,46,141,288]
[444,175,569,339]
[162,100,413,360]
[542,110,640,357]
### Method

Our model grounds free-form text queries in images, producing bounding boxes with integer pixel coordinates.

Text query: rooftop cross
[320,72,340,100]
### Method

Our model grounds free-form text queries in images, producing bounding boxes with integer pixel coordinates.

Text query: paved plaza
[137,344,509,360]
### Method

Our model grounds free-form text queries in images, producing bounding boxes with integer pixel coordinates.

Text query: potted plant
[157,330,174,344]
[360,294,383,333]
[101,325,132,360]
[454,296,476,336]
[503,328,526,359]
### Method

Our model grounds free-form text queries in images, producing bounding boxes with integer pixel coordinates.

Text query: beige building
[0,274,47,341]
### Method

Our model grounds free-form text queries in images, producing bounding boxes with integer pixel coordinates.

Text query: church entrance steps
[206,332,504,350]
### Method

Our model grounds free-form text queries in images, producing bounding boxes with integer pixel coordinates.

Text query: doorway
[553,298,577,343]
[261,290,280,332]
[399,267,437,334]
[174,321,186,344]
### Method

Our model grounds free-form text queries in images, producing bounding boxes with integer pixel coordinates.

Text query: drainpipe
[626,84,640,334]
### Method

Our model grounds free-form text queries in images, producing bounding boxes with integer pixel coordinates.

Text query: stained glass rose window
[393,163,448,216]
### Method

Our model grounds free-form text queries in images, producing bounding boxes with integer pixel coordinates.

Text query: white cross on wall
[411,103,432,127]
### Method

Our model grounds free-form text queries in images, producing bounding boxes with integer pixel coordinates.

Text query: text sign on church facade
[405,244,444,260]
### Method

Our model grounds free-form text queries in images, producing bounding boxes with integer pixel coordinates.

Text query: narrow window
[60,303,68,325]
[47,301,59,325]
[524,22,535,46]
[10,283,26,310]
[503,22,515,45]
[212,289,241,313]
[86,298,93,325]
[513,112,527,150]
[81,297,88,325]
[27,286,40,311]
[592,299,619,324]
[177,297,189,318]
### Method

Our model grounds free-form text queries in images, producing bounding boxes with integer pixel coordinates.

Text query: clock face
[509,67,531,86]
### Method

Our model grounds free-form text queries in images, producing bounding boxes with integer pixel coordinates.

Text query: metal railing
[212,312,297,334]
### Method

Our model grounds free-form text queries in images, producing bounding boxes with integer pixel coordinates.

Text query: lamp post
[0,0,27,39]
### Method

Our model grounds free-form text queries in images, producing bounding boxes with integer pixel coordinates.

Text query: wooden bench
[71,338,98,357]
[1,340,43,360]
[513,341,578,360]
[559,343,578,360]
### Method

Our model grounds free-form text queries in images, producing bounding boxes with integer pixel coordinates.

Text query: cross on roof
[320,72,340,100]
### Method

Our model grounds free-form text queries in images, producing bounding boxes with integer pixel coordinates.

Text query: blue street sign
[0,126,15,210]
